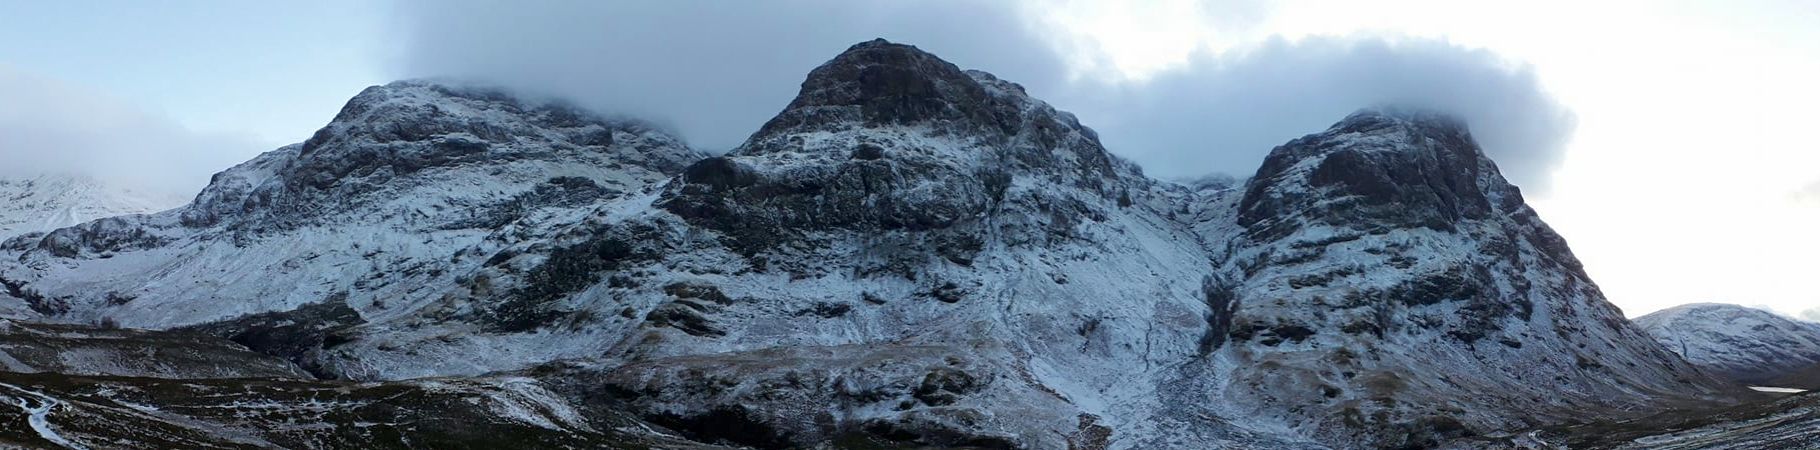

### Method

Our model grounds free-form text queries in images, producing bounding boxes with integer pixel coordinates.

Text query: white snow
[0,174,181,240]
[1636,303,1820,383]
[1748,386,1807,393]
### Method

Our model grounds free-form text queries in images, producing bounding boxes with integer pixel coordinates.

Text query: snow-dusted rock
[1636,303,1820,385]
[1188,109,1741,448]
[0,40,1743,449]
[0,80,704,381]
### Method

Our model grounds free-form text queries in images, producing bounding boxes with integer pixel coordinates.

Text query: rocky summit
[0,40,1774,449]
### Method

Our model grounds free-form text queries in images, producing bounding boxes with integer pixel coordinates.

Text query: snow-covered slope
[0,80,703,376]
[1636,303,1820,385]
[0,40,1740,449]
[0,174,178,240]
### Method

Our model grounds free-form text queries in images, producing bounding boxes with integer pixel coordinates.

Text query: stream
[0,382,90,450]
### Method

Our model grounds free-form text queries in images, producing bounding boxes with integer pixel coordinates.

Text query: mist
[391,1,1574,191]
[1066,36,1574,189]
[392,0,1064,153]
[0,66,262,199]
[1798,180,1820,204]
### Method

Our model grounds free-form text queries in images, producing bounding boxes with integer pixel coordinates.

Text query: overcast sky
[0,0,1815,318]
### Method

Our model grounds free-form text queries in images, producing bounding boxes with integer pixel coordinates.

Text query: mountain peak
[1237,105,1522,241]
[1339,106,1470,130]
[749,38,1022,141]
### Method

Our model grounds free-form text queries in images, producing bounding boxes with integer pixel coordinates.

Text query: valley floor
[1516,391,1820,450]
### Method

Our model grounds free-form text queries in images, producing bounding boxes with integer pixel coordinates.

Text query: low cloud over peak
[390,1,1575,191]
[1069,35,1575,189]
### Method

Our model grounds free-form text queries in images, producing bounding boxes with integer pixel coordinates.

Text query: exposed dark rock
[440,176,616,230]
[850,143,886,160]
[645,302,726,338]
[794,302,852,319]
[180,297,367,380]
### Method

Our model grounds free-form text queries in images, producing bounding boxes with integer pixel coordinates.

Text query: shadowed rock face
[1241,110,1507,240]
[659,39,1138,261]
[754,38,1022,138]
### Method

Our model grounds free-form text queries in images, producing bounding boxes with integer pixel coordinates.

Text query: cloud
[0,66,264,197]
[1802,308,1820,323]
[390,2,1574,191]
[1796,180,1820,204]
[1062,36,1576,190]
[390,0,1064,153]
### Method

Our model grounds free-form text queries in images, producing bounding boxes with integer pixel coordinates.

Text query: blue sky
[0,1,388,146]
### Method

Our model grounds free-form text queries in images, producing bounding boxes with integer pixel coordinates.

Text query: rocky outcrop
[1193,108,1738,447]
[659,39,1140,264]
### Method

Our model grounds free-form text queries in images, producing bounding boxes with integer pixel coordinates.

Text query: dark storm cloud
[0,67,262,197]
[391,2,1575,191]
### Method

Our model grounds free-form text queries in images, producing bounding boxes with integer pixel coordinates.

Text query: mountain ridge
[0,39,1749,449]
[1636,302,1820,385]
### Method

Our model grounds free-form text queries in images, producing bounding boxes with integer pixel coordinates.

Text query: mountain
[0,174,179,240]
[1188,108,1738,448]
[1636,303,1820,385]
[0,40,1744,449]
[0,80,701,358]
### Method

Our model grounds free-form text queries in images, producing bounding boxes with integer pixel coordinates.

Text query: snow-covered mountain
[1636,303,1820,385]
[0,40,1744,449]
[0,174,179,240]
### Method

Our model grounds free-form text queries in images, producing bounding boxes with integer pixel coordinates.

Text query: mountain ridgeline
[1636,303,1820,386]
[0,39,1751,449]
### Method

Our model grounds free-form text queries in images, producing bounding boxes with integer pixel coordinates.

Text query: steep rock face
[1636,303,1820,385]
[1188,110,1738,447]
[659,38,1139,264]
